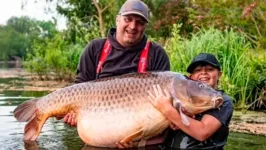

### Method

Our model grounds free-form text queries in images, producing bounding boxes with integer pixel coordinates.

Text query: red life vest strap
[96,40,151,74]
[138,40,150,73]
[96,40,111,74]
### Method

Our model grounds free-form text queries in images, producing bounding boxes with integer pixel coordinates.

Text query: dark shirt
[75,28,170,83]
[165,90,234,150]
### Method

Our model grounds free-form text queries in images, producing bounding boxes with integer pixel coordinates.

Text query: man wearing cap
[72,0,169,83]
[62,0,170,128]
[149,53,234,149]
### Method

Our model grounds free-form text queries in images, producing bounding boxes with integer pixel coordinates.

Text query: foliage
[0,16,57,61]
[188,0,266,49]
[145,0,190,37]
[165,25,266,109]
[24,32,84,81]
[54,0,121,42]
[145,0,266,49]
[0,26,30,60]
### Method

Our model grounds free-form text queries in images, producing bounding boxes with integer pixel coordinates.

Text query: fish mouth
[212,96,223,109]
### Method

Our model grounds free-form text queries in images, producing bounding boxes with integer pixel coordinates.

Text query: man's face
[189,64,222,89]
[116,14,147,48]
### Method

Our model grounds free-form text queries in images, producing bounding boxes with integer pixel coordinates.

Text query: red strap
[96,40,111,74]
[97,40,150,74]
[138,40,150,73]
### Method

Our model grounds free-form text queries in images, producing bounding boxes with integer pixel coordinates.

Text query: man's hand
[63,111,77,127]
[116,141,138,149]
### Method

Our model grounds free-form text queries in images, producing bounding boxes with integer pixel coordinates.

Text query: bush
[24,33,84,81]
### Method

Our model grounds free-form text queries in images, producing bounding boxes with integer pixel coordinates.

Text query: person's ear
[218,71,222,78]
[116,15,120,26]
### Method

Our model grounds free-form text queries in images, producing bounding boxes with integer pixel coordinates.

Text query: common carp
[14,71,223,148]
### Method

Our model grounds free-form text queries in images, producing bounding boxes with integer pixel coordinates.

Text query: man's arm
[75,40,99,83]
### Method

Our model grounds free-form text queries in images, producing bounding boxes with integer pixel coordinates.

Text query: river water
[0,69,266,150]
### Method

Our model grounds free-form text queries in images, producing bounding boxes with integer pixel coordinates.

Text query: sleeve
[149,42,171,71]
[74,41,98,83]
[204,93,234,126]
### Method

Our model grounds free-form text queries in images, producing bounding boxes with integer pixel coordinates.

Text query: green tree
[55,0,120,43]
[188,0,266,49]
[0,16,58,61]
[0,26,29,60]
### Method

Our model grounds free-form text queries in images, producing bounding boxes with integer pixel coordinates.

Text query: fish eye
[198,83,205,88]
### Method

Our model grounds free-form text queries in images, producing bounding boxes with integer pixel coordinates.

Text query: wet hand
[148,84,173,115]
[116,141,138,149]
[63,111,77,127]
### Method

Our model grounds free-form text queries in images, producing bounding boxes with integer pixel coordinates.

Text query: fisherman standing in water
[63,0,170,128]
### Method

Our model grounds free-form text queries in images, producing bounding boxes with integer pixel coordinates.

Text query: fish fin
[179,106,190,126]
[14,98,38,122]
[120,129,144,143]
[24,110,47,141]
[173,98,190,126]
[138,139,147,147]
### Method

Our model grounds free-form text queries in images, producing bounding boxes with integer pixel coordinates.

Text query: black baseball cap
[118,0,149,22]
[187,53,221,73]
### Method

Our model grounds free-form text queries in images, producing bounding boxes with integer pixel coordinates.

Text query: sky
[0,0,67,30]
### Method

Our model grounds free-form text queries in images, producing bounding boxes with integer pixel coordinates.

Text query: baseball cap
[119,0,149,22]
[187,53,221,73]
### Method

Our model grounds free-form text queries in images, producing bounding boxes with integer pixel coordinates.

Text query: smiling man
[62,0,170,133]
[73,0,170,82]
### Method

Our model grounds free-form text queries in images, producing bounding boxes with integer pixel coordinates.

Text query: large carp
[14,71,223,148]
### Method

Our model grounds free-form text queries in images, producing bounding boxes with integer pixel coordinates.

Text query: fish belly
[77,101,169,147]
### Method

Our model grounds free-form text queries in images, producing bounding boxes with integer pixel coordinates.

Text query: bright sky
[0,0,66,30]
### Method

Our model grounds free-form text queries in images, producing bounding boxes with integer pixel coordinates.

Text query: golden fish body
[14,71,223,148]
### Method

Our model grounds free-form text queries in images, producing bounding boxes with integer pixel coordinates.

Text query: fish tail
[13,98,48,141]
[14,98,38,122]
[24,112,47,141]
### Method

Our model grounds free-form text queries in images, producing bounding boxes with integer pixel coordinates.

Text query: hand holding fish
[148,84,173,116]
[116,130,168,148]
[116,141,138,149]
[63,111,77,127]
[148,84,195,126]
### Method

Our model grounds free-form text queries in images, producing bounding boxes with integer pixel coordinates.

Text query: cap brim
[187,60,220,73]
[120,11,149,22]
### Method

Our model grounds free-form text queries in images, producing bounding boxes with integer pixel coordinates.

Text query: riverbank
[1,69,266,136]
[0,69,71,92]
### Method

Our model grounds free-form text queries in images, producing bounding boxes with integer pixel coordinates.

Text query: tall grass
[164,25,265,109]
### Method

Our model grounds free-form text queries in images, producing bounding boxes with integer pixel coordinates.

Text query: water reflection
[24,141,39,150]
[0,90,84,150]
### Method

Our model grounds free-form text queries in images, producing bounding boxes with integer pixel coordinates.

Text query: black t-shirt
[165,90,234,150]
[75,28,170,83]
